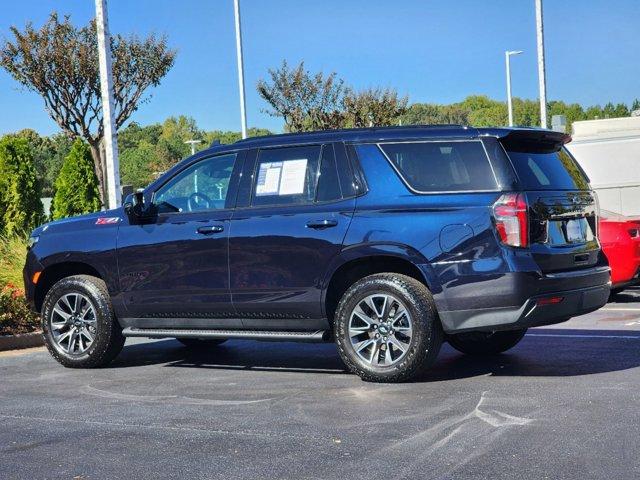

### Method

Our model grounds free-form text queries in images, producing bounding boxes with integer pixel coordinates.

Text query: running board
[122,327,328,343]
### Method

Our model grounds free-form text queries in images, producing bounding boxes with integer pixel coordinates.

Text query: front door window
[154,153,237,213]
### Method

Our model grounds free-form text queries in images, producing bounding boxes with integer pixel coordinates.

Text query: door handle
[197,225,224,235]
[306,219,338,229]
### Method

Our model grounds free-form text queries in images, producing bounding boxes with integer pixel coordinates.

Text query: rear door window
[505,147,589,191]
[378,141,498,192]
[251,145,322,207]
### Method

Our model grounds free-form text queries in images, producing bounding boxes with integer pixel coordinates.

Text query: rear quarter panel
[344,143,511,313]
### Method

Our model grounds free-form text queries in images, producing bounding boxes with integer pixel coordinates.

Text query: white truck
[566,115,640,216]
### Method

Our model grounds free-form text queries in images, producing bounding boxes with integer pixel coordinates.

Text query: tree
[51,139,101,220]
[11,129,74,196]
[257,61,408,131]
[342,88,408,127]
[119,140,157,189]
[460,95,507,126]
[257,60,346,132]
[0,137,43,235]
[0,12,176,205]
[204,127,272,146]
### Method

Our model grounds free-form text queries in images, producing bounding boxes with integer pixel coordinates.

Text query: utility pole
[233,0,248,139]
[505,50,523,127]
[535,0,548,128]
[95,0,121,209]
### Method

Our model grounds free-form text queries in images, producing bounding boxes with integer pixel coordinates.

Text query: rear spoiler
[498,129,572,153]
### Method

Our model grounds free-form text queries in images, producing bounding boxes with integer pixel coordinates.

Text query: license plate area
[547,218,594,245]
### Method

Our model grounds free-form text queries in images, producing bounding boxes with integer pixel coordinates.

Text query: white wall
[567,117,640,216]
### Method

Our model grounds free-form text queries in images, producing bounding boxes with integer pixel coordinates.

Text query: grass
[0,234,28,289]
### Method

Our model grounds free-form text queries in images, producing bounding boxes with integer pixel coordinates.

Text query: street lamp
[184,139,202,156]
[505,50,523,127]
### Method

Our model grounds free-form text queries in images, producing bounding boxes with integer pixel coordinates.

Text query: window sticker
[255,159,308,196]
[278,159,307,195]
[256,162,282,196]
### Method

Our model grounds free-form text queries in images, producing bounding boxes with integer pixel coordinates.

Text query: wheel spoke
[365,295,386,319]
[52,306,71,321]
[389,335,409,354]
[353,304,377,326]
[67,331,77,353]
[384,344,394,365]
[80,327,94,344]
[50,321,67,331]
[369,340,381,365]
[353,338,375,354]
[59,295,73,315]
[57,329,72,344]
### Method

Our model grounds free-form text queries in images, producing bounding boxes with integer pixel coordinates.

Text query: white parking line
[601,307,640,312]
[528,334,640,340]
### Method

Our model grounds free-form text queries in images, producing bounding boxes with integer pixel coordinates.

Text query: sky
[0,0,638,136]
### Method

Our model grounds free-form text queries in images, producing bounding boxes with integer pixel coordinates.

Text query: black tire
[42,275,125,368]
[334,273,443,383]
[447,329,527,356]
[176,338,227,348]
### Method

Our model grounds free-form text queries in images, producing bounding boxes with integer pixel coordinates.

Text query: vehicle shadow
[608,286,640,304]
[110,327,640,381]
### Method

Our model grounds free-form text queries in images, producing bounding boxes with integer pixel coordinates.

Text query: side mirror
[123,190,150,223]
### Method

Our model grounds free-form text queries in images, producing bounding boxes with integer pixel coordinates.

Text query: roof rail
[232,124,466,144]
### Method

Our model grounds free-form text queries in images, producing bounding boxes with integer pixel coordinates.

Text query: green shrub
[0,235,27,288]
[51,139,102,220]
[0,136,44,235]
[0,284,40,336]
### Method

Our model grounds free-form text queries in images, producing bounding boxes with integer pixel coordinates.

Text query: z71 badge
[95,217,120,225]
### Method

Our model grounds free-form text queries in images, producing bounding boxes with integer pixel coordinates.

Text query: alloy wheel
[348,293,413,366]
[49,293,97,355]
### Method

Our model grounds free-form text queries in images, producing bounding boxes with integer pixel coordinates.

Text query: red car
[599,210,640,293]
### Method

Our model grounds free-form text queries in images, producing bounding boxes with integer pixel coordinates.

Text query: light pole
[505,50,523,127]
[233,0,248,139]
[535,0,548,128]
[184,139,202,156]
[95,0,121,208]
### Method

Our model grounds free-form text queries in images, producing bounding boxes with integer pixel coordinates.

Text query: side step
[122,327,328,343]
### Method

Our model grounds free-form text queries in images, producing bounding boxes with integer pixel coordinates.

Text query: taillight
[493,193,529,247]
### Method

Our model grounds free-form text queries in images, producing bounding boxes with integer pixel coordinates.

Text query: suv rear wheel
[42,275,125,368]
[334,273,442,383]
[447,329,527,356]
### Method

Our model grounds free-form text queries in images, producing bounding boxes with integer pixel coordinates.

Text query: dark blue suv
[24,126,610,382]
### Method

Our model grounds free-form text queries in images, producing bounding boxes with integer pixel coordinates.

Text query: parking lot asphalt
[2,290,640,480]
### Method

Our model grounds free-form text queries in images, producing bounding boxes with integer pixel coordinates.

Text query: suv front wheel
[334,273,443,383]
[42,275,125,368]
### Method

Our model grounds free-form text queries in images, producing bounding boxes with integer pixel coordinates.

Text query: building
[567,116,640,216]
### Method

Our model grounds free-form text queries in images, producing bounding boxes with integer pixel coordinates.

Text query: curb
[0,331,44,352]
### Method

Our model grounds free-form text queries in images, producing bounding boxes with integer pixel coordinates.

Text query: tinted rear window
[379,141,497,192]
[506,147,589,191]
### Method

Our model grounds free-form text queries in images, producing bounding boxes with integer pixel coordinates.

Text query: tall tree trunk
[87,139,106,208]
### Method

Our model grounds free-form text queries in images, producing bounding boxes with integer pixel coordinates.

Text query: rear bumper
[439,265,611,333]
